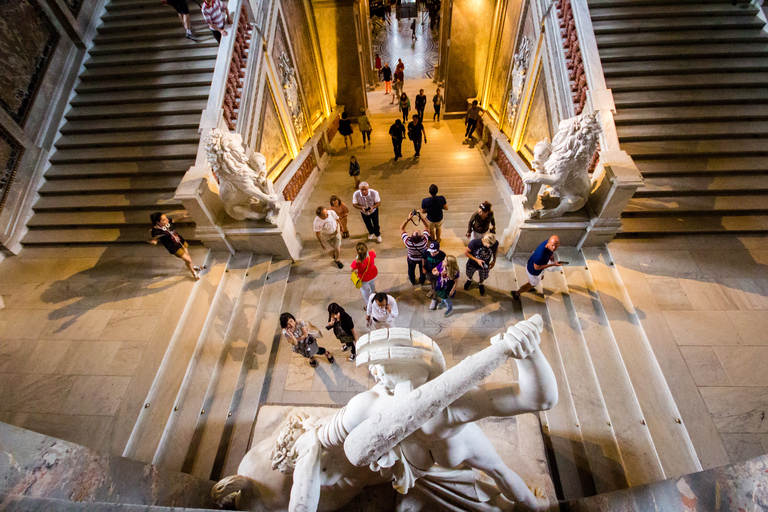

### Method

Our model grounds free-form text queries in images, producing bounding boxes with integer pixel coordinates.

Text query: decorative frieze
[505,36,531,132]
[326,112,340,142]
[493,145,524,195]
[282,151,317,202]
[0,127,24,214]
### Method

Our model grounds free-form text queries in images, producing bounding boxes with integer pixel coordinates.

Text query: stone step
[613,88,768,109]
[38,176,183,195]
[603,58,768,78]
[102,3,188,21]
[592,16,764,35]
[79,60,215,80]
[511,260,595,500]
[45,160,193,179]
[583,248,701,480]
[588,0,751,6]
[55,129,200,149]
[89,38,217,56]
[49,144,199,164]
[219,259,291,478]
[617,121,768,142]
[624,195,768,215]
[153,252,254,472]
[93,24,213,44]
[27,210,191,228]
[123,252,231,464]
[75,72,213,94]
[541,264,630,494]
[590,3,758,21]
[65,100,208,120]
[608,72,768,92]
[106,0,185,9]
[61,114,201,134]
[596,29,768,48]
[558,247,665,488]
[183,256,274,480]
[634,157,768,176]
[97,14,206,34]
[614,105,768,125]
[33,192,182,211]
[20,225,195,245]
[637,175,768,195]
[2,495,217,512]
[70,86,211,107]
[620,139,768,159]
[619,215,768,234]
[599,44,768,63]
[84,46,219,68]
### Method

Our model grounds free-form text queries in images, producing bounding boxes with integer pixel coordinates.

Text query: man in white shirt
[366,292,398,329]
[352,182,382,243]
[313,206,343,268]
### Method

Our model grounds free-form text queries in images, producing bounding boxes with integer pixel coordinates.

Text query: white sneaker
[368,234,375,240]
[376,236,382,243]
[429,300,437,310]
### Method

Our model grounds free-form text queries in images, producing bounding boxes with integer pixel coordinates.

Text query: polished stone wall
[486,0,524,121]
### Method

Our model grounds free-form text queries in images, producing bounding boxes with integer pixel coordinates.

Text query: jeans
[433,105,441,121]
[442,296,453,312]
[407,258,425,285]
[392,137,403,157]
[362,130,371,144]
[402,108,409,122]
[412,138,422,156]
[465,118,478,138]
[416,107,425,121]
[361,209,380,237]
[361,278,377,302]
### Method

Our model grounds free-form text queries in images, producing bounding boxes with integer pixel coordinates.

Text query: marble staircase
[22,0,217,246]
[588,0,768,235]
[121,251,292,482]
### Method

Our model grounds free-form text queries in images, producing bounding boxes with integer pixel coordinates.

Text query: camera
[411,209,420,217]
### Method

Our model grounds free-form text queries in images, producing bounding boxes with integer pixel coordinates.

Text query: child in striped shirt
[201,0,229,43]
[400,211,429,285]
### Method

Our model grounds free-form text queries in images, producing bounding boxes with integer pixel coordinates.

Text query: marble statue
[212,316,558,512]
[522,112,601,218]
[204,129,281,223]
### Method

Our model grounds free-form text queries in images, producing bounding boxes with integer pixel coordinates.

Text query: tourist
[389,119,406,161]
[463,232,499,296]
[201,0,229,43]
[433,87,444,122]
[466,201,496,240]
[511,235,562,301]
[423,240,446,299]
[399,211,429,285]
[280,313,335,368]
[358,108,372,149]
[421,184,447,243]
[164,0,195,40]
[375,53,382,81]
[396,58,405,79]
[348,155,361,189]
[406,114,427,157]
[399,92,411,123]
[411,18,417,41]
[327,303,358,361]
[352,182,382,242]
[392,77,403,105]
[431,255,460,316]
[382,63,392,94]
[351,242,378,302]
[148,212,203,280]
[415,89,427,121]
[338,112,354,149]
[313,206,343,269]
[366,292,399,329]
[465,100,485,140]
[330,195,350,239]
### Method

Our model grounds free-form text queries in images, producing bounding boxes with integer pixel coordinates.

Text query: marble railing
[222,6,253,132]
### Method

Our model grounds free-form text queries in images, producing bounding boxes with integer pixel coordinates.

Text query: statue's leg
[538,194,584,219]
[232,204,265,220]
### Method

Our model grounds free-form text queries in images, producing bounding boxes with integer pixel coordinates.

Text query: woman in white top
[280,313,335,368]
[313,206,343,268]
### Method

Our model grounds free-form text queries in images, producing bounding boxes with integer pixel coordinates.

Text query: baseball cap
[428,241,440,252]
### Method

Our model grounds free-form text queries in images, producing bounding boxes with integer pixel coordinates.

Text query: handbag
[351,255,371,289]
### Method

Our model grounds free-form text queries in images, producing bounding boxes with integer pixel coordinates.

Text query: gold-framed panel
[256,78,292,182]
[516,62,553,166]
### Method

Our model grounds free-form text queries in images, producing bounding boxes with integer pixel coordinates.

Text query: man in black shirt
[420,184,448,243]
[389,119,406,161]
[415,89,427,121]
[407,115,427,157]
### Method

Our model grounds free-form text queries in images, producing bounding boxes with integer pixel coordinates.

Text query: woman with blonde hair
[431,255,460,316]
[350,242,378,302]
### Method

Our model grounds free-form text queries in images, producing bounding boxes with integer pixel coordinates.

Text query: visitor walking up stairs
[22,0,218,246]
[587,0,768,234]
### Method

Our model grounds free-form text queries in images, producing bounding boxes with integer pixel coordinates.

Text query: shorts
[426,218,443,229]
[172,241,190,257]
[527,269,543,287]
[166,0,189,15]
[322,230,342,250]
[466,261,490,281]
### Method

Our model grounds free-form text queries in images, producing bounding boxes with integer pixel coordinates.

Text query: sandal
[326,353,335,364]
[309,358,318,368]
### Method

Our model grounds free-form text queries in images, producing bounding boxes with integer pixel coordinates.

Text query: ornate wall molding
[223,7,253,131]
[493,144,524,195]
[0,127,25,215]
[505,36,531,134]
[282,150,317,202]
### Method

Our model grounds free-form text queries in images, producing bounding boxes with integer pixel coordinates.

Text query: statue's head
[270,412,318,474]
[252,152,268,177]
[355,328,446,393]
[532,140,551,171]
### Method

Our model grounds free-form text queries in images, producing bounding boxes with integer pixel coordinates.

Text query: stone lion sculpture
[212,318,557,512]
[205,129,281,224]
[523,112,601,219]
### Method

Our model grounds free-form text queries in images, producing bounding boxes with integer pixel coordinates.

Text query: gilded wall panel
[487,0,523,121]
[0,127,24,213]
[272,12,309,145]
[281,0,325,126]
[518,65,553,165]
[502,0,535,140]
[0,0,59,125]
[257,80,291,181]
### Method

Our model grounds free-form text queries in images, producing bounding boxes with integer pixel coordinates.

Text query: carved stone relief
[505,36,531,134]
[272,13,308,144]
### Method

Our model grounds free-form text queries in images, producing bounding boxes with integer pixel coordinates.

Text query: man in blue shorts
[510,235,562,300]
